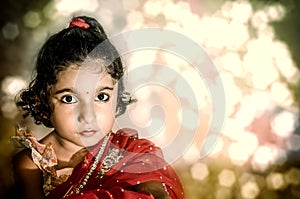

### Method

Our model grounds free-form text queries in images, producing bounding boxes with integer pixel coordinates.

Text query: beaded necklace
[74,132,111,194]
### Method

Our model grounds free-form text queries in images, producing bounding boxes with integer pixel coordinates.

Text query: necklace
[74,132,111,194]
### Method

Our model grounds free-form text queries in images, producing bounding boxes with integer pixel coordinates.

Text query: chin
[80,137,102,148]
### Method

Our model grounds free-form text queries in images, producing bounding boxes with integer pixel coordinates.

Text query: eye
[61,95,77,104]
[96,93,109,102]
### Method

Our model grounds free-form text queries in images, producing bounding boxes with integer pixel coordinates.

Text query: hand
[68,148,88,167]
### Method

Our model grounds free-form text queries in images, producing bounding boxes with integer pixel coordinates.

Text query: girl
[12,16,184,199]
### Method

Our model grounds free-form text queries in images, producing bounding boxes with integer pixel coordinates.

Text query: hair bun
[68,17,90,29]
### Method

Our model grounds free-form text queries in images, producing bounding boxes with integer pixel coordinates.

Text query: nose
[77,102,96,124]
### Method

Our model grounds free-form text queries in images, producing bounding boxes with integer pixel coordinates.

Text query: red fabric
[46,129,184,199]
[68,18,90,29]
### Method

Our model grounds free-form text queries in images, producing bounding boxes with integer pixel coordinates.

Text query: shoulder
[12,148,43,183]
[13,148,39,170]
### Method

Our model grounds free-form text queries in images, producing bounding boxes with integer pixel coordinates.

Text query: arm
[13,149,45,199]
[134,180,171,199]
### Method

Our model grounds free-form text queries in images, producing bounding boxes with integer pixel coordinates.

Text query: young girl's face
[49,64,116,147]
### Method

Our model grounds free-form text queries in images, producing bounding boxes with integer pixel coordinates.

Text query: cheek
[50,108,76,128]
[95,104,115,128]
[96,104,114,120]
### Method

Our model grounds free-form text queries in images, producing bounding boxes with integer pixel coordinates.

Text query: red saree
[45,128,184,199]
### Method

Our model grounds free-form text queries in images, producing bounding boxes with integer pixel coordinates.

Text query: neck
[53,131,84,154]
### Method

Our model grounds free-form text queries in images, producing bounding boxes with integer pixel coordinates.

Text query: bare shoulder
[13,148,38,170]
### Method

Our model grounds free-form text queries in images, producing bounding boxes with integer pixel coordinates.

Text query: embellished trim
[74,133,111,195]
[96,148,124,179]
[11,127,64,195]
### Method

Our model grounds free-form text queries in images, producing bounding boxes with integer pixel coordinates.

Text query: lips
[79,130,97,137]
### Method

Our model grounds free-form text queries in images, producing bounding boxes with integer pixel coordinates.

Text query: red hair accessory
[68,18,90,29]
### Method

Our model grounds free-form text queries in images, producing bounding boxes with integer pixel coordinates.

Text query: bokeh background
[1,0,300,198]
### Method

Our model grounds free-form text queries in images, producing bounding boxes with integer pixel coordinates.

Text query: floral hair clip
[68,17,90,29]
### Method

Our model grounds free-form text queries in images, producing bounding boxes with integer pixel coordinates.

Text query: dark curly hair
[16,16,133,128]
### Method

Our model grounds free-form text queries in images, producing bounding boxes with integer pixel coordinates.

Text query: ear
[115,91,137,117]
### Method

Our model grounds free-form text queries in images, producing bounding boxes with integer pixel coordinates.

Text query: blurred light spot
[43,1,58,20]
[228,142,250,166]
[126,48,155,67]
[243,38,279,90]
[235,131,258,156]
[223,120,258,157]
[225,22,249,50]
[183,144,200,163]
[251,145,286,172]
[122,0,140,11]
[96,8,113,27]
[266,172,285,190]
[1,100,18,119]
[176,1,191,11]
[143,1,163,18]
[198,17,229,49]
[251,146,272,171]
[239,172,255,184]
[190,162,209,181]
[230,1,253,24]
[285,168,300,186]
[179,69,209,108]
[247,93,269,111]
[251,10,269,30]
[265,4,286,22]
[271,110,296,138]
[215,52,244,77]
[286,134,300,151]
[257,25,275,40]
[215,187,232,199]
[218,169,236,187]
[23,11,41,28]
[126,10,144,28]
[220,72,243,116]
[1,76,27,96]
[2,22,19,40]
[183,19,206,46]
[162,1,182,22]
[55,0,98,15]
[30,26,49,44]
[228,91,271,129]
[270,82,293,107]
[222,118,242,140]
[241,181,260,199]
[273,41,299,84]
[221,1,233,19]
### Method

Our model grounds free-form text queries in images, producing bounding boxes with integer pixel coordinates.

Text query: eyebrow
[54,88,75,95]
[54,87,114,95]
[97,86,114,92]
